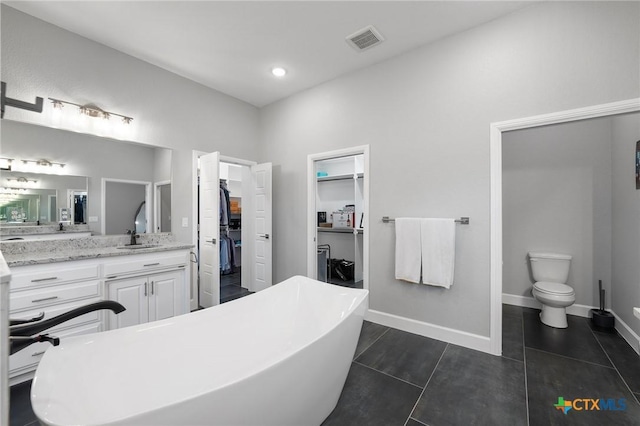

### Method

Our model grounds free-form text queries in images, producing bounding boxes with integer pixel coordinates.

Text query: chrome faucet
[9,300,126,355]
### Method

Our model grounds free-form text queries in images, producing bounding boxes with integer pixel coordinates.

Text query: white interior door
[250,163,272,292]
[199,152,220,308]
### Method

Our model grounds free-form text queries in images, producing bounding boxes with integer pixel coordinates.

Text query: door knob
[259,234,270,240]
[206,239,217,244]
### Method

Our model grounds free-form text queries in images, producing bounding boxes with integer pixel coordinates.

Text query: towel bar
[382,216,469,225]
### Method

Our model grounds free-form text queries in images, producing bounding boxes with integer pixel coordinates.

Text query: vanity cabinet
[8,260,103,384]
[103,251,189,330]
[107,269,185,329]
[7,249,190,384]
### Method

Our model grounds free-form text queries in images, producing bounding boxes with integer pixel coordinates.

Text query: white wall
[502,118,613,308]
[612,113,640,337]
[1,5,260,243]
[259,1,640,338]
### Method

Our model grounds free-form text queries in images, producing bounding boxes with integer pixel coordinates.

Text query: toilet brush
[590,280,615,329]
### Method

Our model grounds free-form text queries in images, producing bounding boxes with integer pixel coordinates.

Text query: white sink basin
[117,244,161,250]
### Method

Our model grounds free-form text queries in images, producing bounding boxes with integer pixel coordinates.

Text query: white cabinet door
[107,277,149,329]
[148,270,183,323]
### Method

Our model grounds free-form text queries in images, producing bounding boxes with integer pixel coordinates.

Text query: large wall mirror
[1,170,87,224]
[1,119,172,235]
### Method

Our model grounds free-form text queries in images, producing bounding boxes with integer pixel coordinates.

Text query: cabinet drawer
[10,281,100,312]
[9,322,101,375]
[11,264,100,290]
[104,252,187,279]
[10,297,102,332]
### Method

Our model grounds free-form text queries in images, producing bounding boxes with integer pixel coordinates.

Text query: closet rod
[382,216,470,225]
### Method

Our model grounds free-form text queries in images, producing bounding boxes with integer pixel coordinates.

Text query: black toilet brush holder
[590,280,615,329]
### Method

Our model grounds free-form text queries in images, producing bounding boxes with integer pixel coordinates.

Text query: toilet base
[539,305,568,328]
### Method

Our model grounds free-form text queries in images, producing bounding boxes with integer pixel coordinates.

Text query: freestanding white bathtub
[31,275,368,426]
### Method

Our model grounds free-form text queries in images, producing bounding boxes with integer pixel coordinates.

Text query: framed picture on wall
[636,140,640,190]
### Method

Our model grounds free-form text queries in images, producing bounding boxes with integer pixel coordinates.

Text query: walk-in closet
[218,162,252,303]
[197,151,272,309]
[309,148,369,289]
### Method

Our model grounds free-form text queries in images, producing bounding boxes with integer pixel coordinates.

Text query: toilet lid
[534,281,574,295]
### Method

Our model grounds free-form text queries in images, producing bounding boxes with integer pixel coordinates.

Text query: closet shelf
[318,227,363,234]
[317,173,363,182]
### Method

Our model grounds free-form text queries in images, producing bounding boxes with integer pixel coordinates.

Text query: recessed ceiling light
[272,67,287,77]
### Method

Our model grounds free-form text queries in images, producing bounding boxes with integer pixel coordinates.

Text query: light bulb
[272,67,287,77]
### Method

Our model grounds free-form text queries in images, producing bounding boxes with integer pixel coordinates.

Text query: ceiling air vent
[346,25,384,52]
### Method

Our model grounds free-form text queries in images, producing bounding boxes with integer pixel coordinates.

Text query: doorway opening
[307,145,370,290]
[154,180,171,232]
[490,98,640,356]
[192,151,272,310]
[219,161,251,303]
[101,178,151,235]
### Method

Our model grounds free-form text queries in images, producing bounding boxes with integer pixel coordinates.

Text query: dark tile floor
[10,305,640,425]
[323,305,640,426]
[328,277,364,289]
[220,269,253,303]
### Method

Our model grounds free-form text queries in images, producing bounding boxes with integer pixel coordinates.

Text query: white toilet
[529,252,575,328]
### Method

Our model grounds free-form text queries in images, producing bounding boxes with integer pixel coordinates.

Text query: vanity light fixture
[0,187,28,194]
[1,157,65,173]
[6,177,38,184]
[0,157,13,171]
[48,98,133,124]
[271,67,287,77]
[20,159,65,172]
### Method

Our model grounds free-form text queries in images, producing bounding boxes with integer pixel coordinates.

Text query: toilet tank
[528,252,572,283]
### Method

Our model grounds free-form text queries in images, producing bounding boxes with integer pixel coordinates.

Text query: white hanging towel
[420,218,456,288]
[395,218,422,283]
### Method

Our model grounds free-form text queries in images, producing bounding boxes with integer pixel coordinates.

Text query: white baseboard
[611,312,640,355]
[365,309,492,354]
[502,293,595,318]
[502,293,640,356]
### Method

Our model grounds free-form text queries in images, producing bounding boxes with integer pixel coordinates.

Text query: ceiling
[5,1,534,107]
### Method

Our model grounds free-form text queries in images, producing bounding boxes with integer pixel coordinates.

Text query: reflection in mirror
[103,179,150,235]
[134,201,146,233]
[155,181,171,232]
[2,119,171,235]
[72,191,88,224]
[0,171,88,224]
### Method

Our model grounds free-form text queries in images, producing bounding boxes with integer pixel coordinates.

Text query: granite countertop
[0,224,92,236]
[1,233,194,267]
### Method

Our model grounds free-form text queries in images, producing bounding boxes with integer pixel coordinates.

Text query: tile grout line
[351,360,423,390]
[521,309,530,426]
[402,343,449,426]
[354,326,390,360]
[406,416,429,426]
[502,354,524,363]
[525,346,616,370]
[588,327,640,406]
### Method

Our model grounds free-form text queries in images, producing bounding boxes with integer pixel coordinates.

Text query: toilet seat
[533,281,574,296]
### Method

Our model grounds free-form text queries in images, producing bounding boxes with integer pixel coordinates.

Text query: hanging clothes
[220,233,236,275]
[220,189,229,226]
[219,180,236,274]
